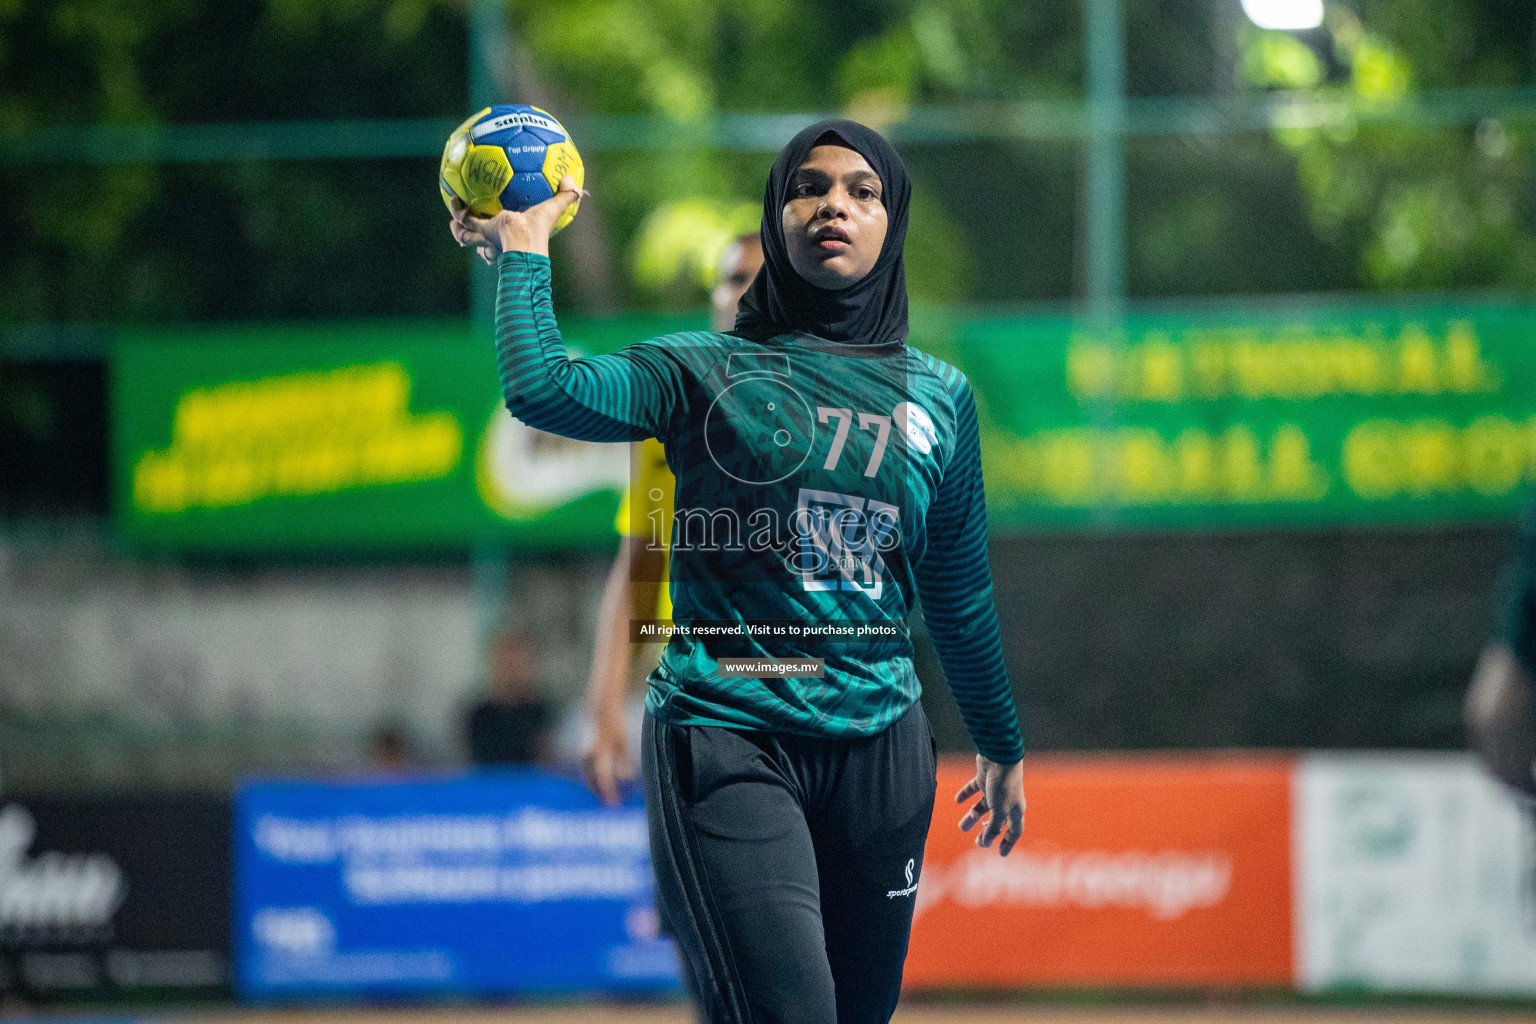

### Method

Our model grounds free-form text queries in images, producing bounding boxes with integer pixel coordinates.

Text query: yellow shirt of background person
[582,230,764,806]
[613,436,675,621]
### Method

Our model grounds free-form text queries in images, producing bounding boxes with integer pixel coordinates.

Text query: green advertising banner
[112,300,1536,552]
[960,302,1536,530]
[111,317,699,552]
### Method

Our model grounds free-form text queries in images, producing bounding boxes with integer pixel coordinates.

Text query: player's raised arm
[450,177,683,442]
[913,381,1027,856]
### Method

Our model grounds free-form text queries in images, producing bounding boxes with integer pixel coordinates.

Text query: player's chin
[800,255,872,291]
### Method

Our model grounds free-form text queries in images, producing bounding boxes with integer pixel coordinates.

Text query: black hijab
[734,119,910,347]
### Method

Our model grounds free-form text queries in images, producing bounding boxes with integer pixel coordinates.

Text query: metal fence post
[1085,0,1127,333]
[467,1,513,664]
[1084,0,1127,528]
[467,0,508,339]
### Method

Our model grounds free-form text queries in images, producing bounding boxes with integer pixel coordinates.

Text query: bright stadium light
[1241,0,1325,31]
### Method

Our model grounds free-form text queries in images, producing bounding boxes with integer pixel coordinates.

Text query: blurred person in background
[368,723,414,773]
[466,627,554,766]
[1466,506,1536,802]
[580,231,764,806]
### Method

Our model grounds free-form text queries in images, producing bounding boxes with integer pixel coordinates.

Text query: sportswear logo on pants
[886,857,919,898]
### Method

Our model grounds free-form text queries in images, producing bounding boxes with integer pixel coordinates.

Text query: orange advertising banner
[904,754,1295,989]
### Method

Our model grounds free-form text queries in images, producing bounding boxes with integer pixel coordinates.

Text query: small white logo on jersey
[893,402,937,455]
[886,857,919,898]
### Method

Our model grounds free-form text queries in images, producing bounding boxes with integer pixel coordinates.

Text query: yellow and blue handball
[439,104,584,234]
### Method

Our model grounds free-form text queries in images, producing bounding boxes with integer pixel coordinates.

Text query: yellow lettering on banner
[1066,340,1116,401]
[172,391,216,448]
[415,414,462,477]
[995,410,1536,512]
[1462,416,1525,496]
[367,435,403,483]
[1527,415,1536,481]
[1222,425,1264,500]
[1341,417,1536,501]
[1269,424,1328,499]
[1039,431,1097,504]
[1331,339,1385,395]
[272,447,308,495]
[1397,326,1439,394]
[133,452,190,514]
[1138,335,1183,402]
[995,424,1346,508]
[1174,429,1217,499]
[1445,322,1498,393]
[981,429,1035,498]
[1342,421,1399,499]
[202,456,259,508]
[133,362,464,515]
[170,362,412,449]
[1232,344,1281,400]
[1065,319,1506,405]
[293,445,334,495]
[1273,339,1320,399]
[1402,420,1457,495]
[1118,429,1171,500]
[1307,340,1342,397]
[1188,340,1227,398]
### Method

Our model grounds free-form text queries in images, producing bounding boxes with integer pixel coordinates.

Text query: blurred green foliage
[1239,4,1536,291]
[1,0,1534,323]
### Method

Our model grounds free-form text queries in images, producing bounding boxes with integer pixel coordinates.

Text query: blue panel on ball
[501,171,555,212]
[503,133,549,174]
[475,127,523,149]
[524,126,566,146]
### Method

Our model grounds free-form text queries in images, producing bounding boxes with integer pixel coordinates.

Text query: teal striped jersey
[496,252,1024,763]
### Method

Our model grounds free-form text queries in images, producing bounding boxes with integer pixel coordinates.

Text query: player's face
[710,239,764,332]
[780,144,888,291]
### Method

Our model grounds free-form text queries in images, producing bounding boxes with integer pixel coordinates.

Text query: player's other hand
[956,754,1025,856]
[448,174,583,263]
[582,709,636,808]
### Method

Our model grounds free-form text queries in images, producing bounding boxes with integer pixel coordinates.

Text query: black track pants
[642,704,938,1024]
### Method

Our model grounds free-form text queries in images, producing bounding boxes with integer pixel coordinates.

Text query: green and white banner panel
[1294,754,1536,995]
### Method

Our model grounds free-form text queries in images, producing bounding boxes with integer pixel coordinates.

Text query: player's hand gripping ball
[439,104,583,234]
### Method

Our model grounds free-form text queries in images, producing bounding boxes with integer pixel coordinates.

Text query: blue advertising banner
[234,772,678,997]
